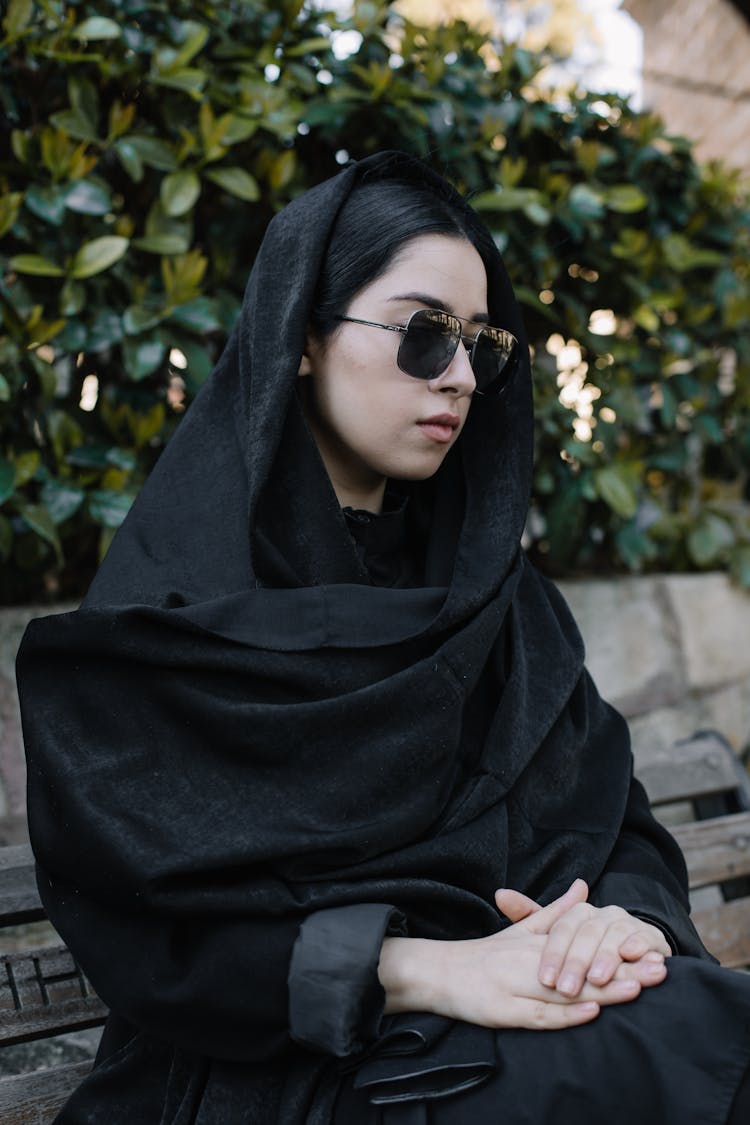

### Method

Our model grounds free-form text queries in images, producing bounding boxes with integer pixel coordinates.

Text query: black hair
[309,173,497,341]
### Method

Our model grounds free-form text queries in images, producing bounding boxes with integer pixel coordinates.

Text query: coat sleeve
[588,772,713,960]
[38,865,404,1062]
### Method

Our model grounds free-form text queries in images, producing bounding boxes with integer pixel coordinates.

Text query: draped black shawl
[16,152,706,1122]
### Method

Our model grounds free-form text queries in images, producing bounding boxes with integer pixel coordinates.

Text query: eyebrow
[387,292,490,324]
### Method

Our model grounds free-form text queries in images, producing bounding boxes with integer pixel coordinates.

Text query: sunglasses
[337,308,518,395]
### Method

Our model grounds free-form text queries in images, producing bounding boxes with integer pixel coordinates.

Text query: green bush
[1,0,749,602]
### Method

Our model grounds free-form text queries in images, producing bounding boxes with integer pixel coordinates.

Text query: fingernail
[558,973,578,994]
[588,961,607,982]
[644,951,664,963]
[540,966,556,987]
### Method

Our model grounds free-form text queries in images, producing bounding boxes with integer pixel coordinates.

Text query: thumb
[521,879,589,935]
[494,887,541,922]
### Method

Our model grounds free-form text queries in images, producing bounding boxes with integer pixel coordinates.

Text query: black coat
[16,152,719,1123]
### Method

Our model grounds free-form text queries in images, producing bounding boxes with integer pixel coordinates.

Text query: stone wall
[558,573,750,763]
[624,0,750,174]
[1,574,749,843]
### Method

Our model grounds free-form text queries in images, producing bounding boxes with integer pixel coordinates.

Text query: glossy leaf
[9,254,64,277]
[204,166,260,201]
[88,489,134,528]
[128,136,179,171]
[71,236,129,279]
[65,180,111,215]
[17,503,63,562]
[23,185,68,225]
[594,466,638,519]
[2,0,34,38]
[41,480,86,524]
[161,169,201,217]
[73,17,121,40]
[122,336,167,380]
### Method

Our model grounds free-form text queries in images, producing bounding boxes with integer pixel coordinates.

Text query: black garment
[15,151,750,1123]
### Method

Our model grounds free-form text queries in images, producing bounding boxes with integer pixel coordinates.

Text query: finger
[535,901,599,989]
[501,997,600,1031]
[494,888,541,922]
[585,919,657,985]
[557,918,621,995]
[521,879,590,937]
[614,956,668,989]
[619,925,671,961]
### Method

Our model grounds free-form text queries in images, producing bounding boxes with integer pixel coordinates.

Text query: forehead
[361,234,488,319]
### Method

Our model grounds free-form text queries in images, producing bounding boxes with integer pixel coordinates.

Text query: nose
[429,339,476,397]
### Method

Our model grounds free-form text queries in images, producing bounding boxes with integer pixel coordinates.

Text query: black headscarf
[16,152,704,1118]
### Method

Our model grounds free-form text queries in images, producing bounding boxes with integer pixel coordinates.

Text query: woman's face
[298,233,487,511]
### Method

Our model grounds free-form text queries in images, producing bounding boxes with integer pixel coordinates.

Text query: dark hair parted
[309,173,498,342]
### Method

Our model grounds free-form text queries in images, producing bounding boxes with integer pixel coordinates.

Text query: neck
[331,475,386,513]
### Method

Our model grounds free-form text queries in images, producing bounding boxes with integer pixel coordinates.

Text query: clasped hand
[381,879,671,1031]
[445,879,670,1030]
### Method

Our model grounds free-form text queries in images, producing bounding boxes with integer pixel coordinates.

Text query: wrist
[378,936,444,1015]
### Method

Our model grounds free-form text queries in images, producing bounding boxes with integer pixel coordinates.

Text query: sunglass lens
[398,310,459,380]
[472,330,517,395]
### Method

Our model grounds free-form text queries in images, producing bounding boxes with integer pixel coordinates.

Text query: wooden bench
[1,729,749,1123]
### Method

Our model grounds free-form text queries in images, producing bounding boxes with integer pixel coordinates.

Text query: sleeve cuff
[288,903,406,1057]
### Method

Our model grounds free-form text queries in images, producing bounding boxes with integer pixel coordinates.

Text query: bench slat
[0,1060,92,1123]
[635,734,743,806]
[0,847,43,926]
[671,810,750,887]
[0,946,107,1047]
[691,898,750,969]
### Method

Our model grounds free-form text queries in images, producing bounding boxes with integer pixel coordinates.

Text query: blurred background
[0,0,749,841]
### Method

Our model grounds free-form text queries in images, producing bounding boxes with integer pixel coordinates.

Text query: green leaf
[132,234,190,255]
[168,296,222,333]
[0,458,15,505]
[204,166,260,202]
[3,0,34,38]
[122,336,167,380]
[88,310,124,351]
[123,305,165,334]
[472,187,542,212]
[17,502,62,562]
[0,373,10,403]
[13,450,41,486]
[73,17,121,40]
[154,68,207,94]
[605,185,649,213]
[568,183,606,219]
[687,514,735,566]
[663,234,725,272]
[128,135,179,171]
[9,254,64,277]
[65,180,111,215]
[114,139,145,182]
[48,110,99,143]
[88,489,134,528]
[24,184,68,225]
[71,236,129,279]
[40,480,85,524]
[69,75,99,129]
[223,114,259,145]
[59,278,86,316]
[168,21,210,69]
[594,465,638,519]
[160,169,201,216]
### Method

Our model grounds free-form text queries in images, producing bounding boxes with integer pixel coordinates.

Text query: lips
[417,413,461,444]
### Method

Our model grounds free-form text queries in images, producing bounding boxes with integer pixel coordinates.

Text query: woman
[16,151,750,1123]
